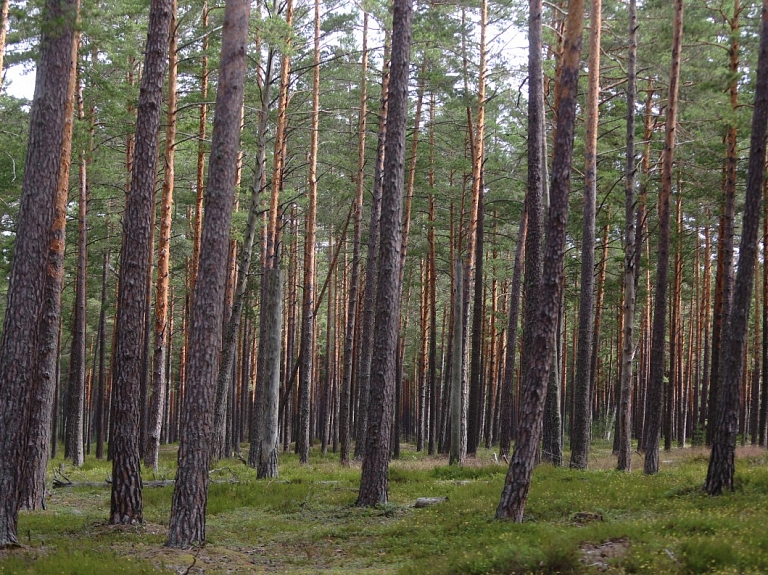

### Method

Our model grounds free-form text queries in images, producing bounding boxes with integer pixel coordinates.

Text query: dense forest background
[1,0,767,550]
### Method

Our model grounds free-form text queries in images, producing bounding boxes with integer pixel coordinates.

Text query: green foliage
[0,550,168,574]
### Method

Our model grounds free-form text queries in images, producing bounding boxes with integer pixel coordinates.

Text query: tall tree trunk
[450,255,464,465]
[166,0,249,547]
[340,11,368,466]
[0,0,77,545]
[354,41,390,459]
[708,2,741,446]
[191,1,209,292]
[257,270,283,478]
[643,0,683,475]
[761,178,768,446]
[95,250,109,460]
[499,208,527,457]
[569,0,601,470]
[466,0,488,458]
[217,46,274,462]
[110,0,172,525]
[706,0,768,494]
[617,0,637,472]
[298,0,319,464]
[21,23,80,510]
[356,0,412,506]
[497,0,584,521]
[146,0,178,471]
[66,74,88,467]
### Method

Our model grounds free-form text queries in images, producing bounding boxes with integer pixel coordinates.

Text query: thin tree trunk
[166,0,250,547]
[706,0,768,494]
[354,41,390,460]
[0,0,77,545]
[643,0,683,475]
[298,0,319,464]
[340,11,368,465]
[497,0,584,521]
[146,0,178,471]
[617,0,637,472]
[191,1,209,292]
[569,0,601,470]
[95,251,109,460]
[0,0,9,90]
[356,0,412,506]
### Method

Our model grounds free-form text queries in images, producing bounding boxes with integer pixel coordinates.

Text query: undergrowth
[0,442,766,573]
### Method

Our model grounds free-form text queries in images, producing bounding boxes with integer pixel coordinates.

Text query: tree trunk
[110,0,172,525]
[20,23,80,510]
[0,0,77,545]
[706,0,768,495]
[569,0,601,470]
[499,208,527,457]
[0,0,8,90]
[617,0,637,472]
[166,0,249,547]
[354,41,390,460]
[340,11,368,466]
[95,251,109,460]
[191,1,209,292]
[146,0,177,471]
[216,45,274,462]
[643,0,683,475]
[66,76,88,467]
[356,0,412,506]
[496,0,584,522]
[257,270,283,478]
[298,0,319,464]
[450,255,464,465]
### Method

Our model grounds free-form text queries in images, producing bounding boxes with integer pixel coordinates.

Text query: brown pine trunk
[354,40,390,460]
[617,0,637,471]
[297,0,317,464]
[569,0,601,471]
[146,0,177,471]
[499,208,527,457]
[706,0,768,494]
[339,11,368,465]
[21,23,80,509]
[95,251,109,460]
[110,0,172,525]
[497,0,584,521]
[257,270,283,478]
[166,0,250,546]
[191,1,209,292]
[357,0,412,506]
[0,0,77,545]
[643,0,683,475]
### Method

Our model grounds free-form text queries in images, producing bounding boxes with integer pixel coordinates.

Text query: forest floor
[1,441,768,574]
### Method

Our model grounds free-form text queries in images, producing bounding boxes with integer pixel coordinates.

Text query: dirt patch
[580,538,630,572]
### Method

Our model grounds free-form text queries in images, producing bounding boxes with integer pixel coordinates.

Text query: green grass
[1,442,768,573]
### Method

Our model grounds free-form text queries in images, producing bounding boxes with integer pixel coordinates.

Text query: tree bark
[569,0,601,470]
[496,0,584,521]
[110,0,172,525]
[0,0,8,90]
[0,0,77,545]
[340,11,368,466]
[617,0,637,472]
[298,0,319,464]
[166,0,249,547]
[257,270,283,478]
[643,0,683,475]
[356,0,412,506]
[706,0,768,495]
[146,0,177,471]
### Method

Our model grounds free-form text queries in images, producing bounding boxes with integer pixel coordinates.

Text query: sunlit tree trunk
[497,0,584,521]
[0,0,77,545]
[146,0,178,471]
[570,0,601,470]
